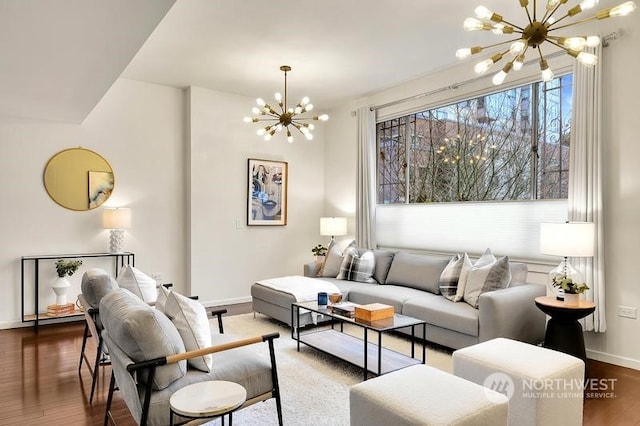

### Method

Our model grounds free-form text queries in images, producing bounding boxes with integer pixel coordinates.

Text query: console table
[21,252,135,330]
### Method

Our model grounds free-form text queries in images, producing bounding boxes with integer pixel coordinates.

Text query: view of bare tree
[377,75,572,204]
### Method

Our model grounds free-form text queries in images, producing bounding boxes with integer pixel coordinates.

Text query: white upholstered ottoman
[452,338,585,426]
[350,365,508,426]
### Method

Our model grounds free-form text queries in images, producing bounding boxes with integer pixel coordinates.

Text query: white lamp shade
[540,222,594,257]
[320,217,347,237]
[103,208,132,229]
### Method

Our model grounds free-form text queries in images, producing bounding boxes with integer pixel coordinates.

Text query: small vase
[51,276,71,305]
[564,293,580,307]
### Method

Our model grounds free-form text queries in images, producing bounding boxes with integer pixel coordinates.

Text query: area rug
[203,313,453,426]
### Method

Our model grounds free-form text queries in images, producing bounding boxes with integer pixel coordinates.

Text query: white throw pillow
[155,285,170,313]
[452,253,476,302]
[116,265,158,303]
[463,253,512,308]
[164,291,212,372]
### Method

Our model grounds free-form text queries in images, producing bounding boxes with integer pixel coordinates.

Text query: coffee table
[291,301,426,380]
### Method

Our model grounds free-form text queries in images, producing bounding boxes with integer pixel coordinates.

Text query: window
[377,74,573,204]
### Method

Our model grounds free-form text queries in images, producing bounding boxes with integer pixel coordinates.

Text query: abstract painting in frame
[248,158,288,226]
[88,171,114,209]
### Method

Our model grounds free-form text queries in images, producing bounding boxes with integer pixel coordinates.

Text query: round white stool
[169,380,247,426]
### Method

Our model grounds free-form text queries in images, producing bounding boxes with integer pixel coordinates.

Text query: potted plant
[51,259,83,305]
[311,244,327,262]
[552,276,589,306]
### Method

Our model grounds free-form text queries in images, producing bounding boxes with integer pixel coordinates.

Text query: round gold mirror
[43,147,114,211]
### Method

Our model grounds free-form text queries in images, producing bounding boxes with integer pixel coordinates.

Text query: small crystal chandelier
[244,65,329,143]
[457,0,637,85]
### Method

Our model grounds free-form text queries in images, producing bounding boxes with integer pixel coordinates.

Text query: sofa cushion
[384,252,448,294]
[463,255,512,308]
[403,294,480,337]
[347,285,428,313]
[99,288,187,390]
[117,265,158,303]
[337,246,376,283]
[164,291,212,372]
[320,240,356,278]
[455,250,494,302]
[81,268,119,309]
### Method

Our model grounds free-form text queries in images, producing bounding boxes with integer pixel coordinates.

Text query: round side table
[534,296,595,364]
[169,380,247,426]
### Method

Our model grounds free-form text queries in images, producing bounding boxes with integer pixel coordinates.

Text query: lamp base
[109,229,125,253]
[548,258,584,301]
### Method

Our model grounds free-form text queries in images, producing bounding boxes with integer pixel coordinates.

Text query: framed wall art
[248,158,288,226]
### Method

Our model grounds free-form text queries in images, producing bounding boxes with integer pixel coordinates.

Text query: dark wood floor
[1,308,639,425]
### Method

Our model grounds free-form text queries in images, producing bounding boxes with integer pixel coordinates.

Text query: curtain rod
[370,32,618,112]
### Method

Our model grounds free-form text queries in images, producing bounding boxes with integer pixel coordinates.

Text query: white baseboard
[200,296,252,308]
[587,348,640,371]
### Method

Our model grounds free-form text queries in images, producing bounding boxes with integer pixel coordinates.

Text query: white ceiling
[0,0,623,123]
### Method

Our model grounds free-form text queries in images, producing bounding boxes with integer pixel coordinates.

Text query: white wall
[187,86,326,305]
[324,15,640,369]
[0,78,186,328]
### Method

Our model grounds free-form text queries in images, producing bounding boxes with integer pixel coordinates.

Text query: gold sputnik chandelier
[244,65,329,143]
[457,0,637,85]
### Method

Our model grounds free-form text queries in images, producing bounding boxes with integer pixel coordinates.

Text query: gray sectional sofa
[251,250,547,350]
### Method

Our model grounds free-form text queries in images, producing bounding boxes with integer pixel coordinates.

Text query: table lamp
[103,207,132,253]
[540,222,594,300]
[320,217,347,242]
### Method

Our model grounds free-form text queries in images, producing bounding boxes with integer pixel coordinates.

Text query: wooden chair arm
[127,332,280,372]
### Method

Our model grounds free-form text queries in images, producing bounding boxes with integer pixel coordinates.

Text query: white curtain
[568,45,606,332]
[356,106,377,248]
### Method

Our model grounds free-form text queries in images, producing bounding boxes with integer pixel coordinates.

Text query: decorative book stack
[47,303,75,316]
[329,302,358,318]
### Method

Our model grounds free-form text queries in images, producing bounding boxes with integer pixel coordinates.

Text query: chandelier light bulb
[475,5,494,19]
[264,133,272,141]
[510,40,526,54]
[513,53,525,70]
[540,59,554,82]
[474,58,495,74]
[579,0,599,11]
[294,106,302,114]
[256,98,265,106]
[274,92,282,102]
[305,103,314,111]
[300,96,310,105]
[243,117,252,123]
[576,51,598,66]
[492,70,508,85]
[546,0,562,10]
[305,133,313,141]
[608,1,636,17]
[586,35,601,46]
[456,48,472,59]
[257,128,266,136]
[562,36,587,50]
[318,114,329,121]
[464,17,487,31]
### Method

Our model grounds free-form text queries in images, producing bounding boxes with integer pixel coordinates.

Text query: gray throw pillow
[81,268,119,309]
[99,288,187,390]
[463,255,512,308]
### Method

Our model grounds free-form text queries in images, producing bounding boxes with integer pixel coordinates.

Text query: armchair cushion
[100,288,186,390]
[164,291,212,372]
